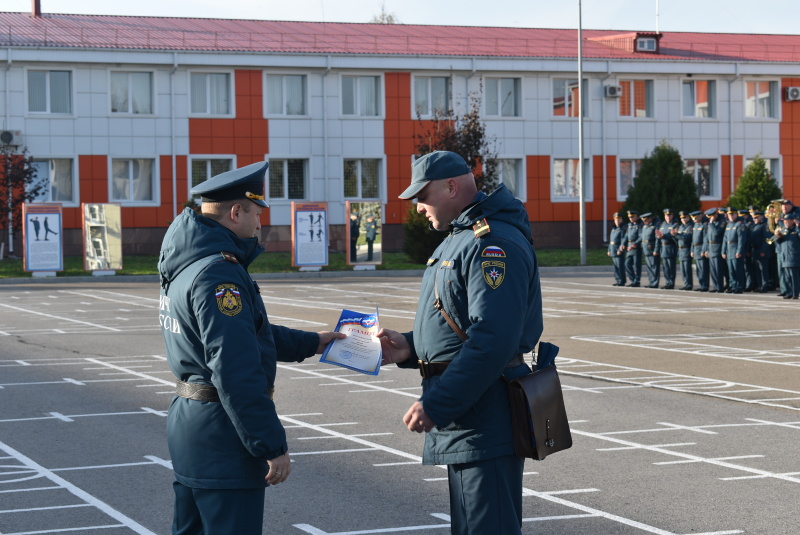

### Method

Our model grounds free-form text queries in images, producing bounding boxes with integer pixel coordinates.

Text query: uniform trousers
[727,256,744,292]
[173,481,265,535]
[679,256,693,289]
[777,255,788,295]
[625,249,642,284]
[612,253,626,285]
[661,256,677,287]
[695,256,709,290]
[709,256,724,291]
[448,454,524,535]
[644,255,660,287]
[784,266,800,298]
[754,256,770,291]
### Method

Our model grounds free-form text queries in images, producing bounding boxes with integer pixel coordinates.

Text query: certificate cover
[320,308,382,375]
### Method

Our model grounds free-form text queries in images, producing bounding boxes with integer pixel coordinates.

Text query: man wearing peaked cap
[158,162,344,535]
[624,210,643,286]
[690,211,710,291]
[705,207,728,292]
[774,212,800,298]
[640,212,661,288]
[750,209,772,292]
[722,207,746,293]
[656,208,678,289]
[676,211,694,290]
[609,211,627,286]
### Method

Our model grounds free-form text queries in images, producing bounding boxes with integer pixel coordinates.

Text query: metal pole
[578,0,586,265]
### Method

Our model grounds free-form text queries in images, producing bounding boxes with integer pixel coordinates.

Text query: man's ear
[228,202,242,223]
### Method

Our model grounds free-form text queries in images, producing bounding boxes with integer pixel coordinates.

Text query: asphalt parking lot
[1,270,798,534]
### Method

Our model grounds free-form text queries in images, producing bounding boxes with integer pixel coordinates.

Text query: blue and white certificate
[320,308,382,375]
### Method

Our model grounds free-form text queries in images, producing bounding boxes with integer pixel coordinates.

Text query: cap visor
[398,181,428,200]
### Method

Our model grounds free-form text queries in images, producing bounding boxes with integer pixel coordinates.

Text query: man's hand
[316,331,347,354]
[376,328,411,365]
[266,453,291,485]
[402,401,434,433]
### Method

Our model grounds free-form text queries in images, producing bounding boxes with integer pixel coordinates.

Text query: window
[485,77,521,117]
[266,74,307,115]
[190,72,231,115]
[618,159,643,199]
[414,76,450,117]
[111,158,156,203]
[342,76,381,116]
[636,38,657,52]
[553,78,587,117]
[745,157,781,187]
[27,70,72,114]
[685,158,719,199]
[745,81,778,118]
[343,159,380,199]
[682,80,716,118]
[552,158,591,201]
[111,72,153,114]
[190,158,233,202]
[497,159,523,198]
[30,159,76,204]
[619,80,653,118]
[269,159,306,200]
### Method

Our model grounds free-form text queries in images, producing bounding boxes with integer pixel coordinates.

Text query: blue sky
[2,0,797,35]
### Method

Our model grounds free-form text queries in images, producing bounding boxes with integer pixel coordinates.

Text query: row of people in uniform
[609,199,800,299]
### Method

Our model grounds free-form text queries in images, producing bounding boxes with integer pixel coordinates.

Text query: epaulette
[220,252,239,263]
[473,218,491,238]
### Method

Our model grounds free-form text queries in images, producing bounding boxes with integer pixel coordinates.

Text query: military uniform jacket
[658,221,679,258]
[641,223,660,256]
[750,222,771,258]
[399,185,543,466]
[692,221,707,257]
[158,208,319,489]
[625,220,642,250]
[706,219,727,257]
[365,220,378,241]
[723,220,748,257]
[776,226,800,267]
[609,224,627,256]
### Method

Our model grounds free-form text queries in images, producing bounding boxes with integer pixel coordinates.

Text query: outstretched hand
[316,331,347,354]
[376,328,412,365]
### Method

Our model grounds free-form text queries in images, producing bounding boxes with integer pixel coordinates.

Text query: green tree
[0,144,46,256]
[403,94,498,263]
[621,141,700,217]
[726,155,782,210]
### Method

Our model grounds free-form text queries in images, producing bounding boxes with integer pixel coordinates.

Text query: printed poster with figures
[22,203,63,272]
[291,202,328,267]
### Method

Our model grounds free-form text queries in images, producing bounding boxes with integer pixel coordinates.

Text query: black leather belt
[176,380,274,402]
[419,354,526,378]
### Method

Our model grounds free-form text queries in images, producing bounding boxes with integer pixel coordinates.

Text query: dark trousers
[661,256,676,287]
[173,481,265,535]
[612,253,626,285]
[448,455,524,535]
[784,266,800,298]
[645,255,660,287]
[679,257,693,289]
[754,255,770,290]
[709,255,724,291]
[727,256,744,292]
[695,256,709,290]
[366,239,374,261]
[625,249,642,284]
[778,254,788,294]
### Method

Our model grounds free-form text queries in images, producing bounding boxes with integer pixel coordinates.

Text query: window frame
[264,73,309,117]
[496,158,525,200]
[617,158,644,200]
[484,76,522,118]
[25,67,75,116]
[109,69,155,115]
[188,70,235,117]
[340,74,383,118]
[551,157,592,202]
[29,157,79,207]
[744,79,779,120]
[188,156,236,204]
[618,79,654,119]
[684,158,720,200]
[681,79,717,119]
[267,157,308,201]
[744,156,782,188]
[412,75,451,118]
[552,77,588,119]
[108,157,159,207]
[342,157,384,200]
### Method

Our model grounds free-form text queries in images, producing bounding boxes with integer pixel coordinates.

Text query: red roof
[1,12,799,62]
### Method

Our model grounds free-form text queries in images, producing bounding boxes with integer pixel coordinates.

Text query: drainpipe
[728,64,740,196]
[323,55,330,207]
[171,52,178,219]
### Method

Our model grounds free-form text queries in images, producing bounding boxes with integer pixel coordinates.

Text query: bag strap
[433,282,468,341]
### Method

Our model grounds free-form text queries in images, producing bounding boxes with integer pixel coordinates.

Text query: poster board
[291,202,328,267]
[82,203,123,273]
[23,203,63,273]
[346,201,383,266]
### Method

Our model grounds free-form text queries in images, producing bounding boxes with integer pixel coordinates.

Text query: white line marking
[0,303,120,332]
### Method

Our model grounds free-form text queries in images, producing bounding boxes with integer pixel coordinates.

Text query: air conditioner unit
[605,85,623,98]
[786,87,800,102]
[0,130,22,146]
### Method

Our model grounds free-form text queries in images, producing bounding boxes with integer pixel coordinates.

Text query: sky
[1,0,797,35]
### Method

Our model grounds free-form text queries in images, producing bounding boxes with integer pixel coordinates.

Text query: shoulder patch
[440,259,455,269]
[482,260,505,289]
[426,257,438,266]
[481,245,506,258]
[215,284,243,316]
[220,252,238,263]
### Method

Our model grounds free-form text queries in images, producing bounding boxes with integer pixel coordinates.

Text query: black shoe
[631,283,640,287]
[794,296,799,300]
[612,283,620,286]
[725,289,734,293]
[709,289,719,293]
[758,288,768,293]
[693,288,703,292]
[777,293,786,297]
[660,285,674,289]
[700,288,709,292]
[783,295,792,299]
[648,285,658,288]
[733,290,742,294]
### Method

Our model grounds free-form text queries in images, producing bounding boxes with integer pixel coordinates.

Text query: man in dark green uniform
[624,210,642,286]
[640,212,661,288]
[365,213,378,261]
[158,161,343,535]
[690,211,709,291]
[676,210,694,290]
[656,208,678,289]
[705,208,727,293]
[722,207,747,293]
[608,211,627,286]
[750,210,771,292]
[377,151,542,535]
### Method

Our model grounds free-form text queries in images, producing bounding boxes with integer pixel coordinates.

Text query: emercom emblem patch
[216,284,243,316]
[482,260,505,289]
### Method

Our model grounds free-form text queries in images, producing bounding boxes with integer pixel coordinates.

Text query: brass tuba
[766,200,783,233]
[766,227,784,245]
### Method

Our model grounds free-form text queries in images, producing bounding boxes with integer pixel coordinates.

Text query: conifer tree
[621,141,700,217]
[726,155,783,210]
